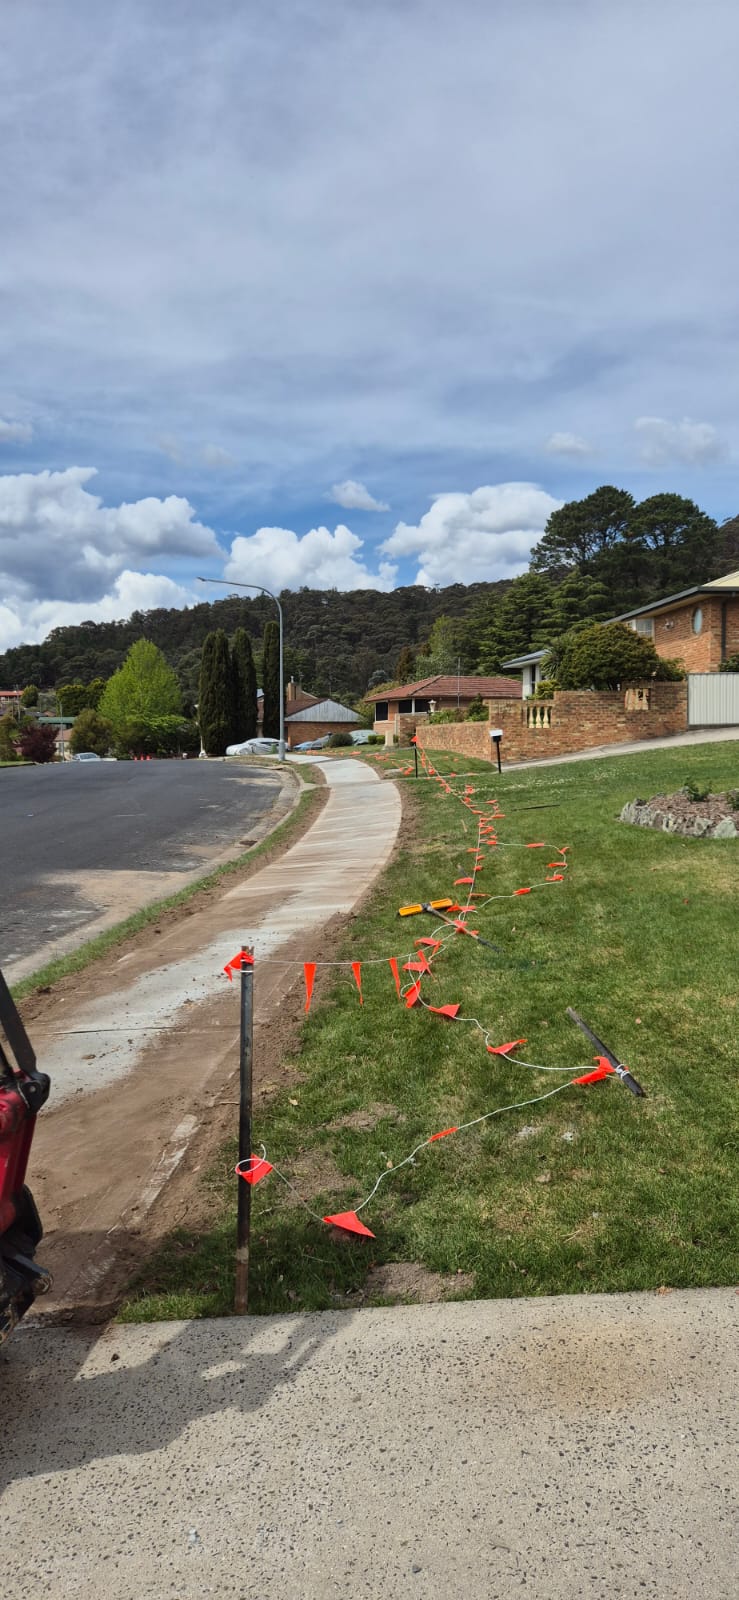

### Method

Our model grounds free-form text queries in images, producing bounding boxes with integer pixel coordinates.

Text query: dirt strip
[24,757,402,1319]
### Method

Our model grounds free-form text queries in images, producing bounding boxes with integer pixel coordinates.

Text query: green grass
[11,771,323,1002]
[119,741,739,1320]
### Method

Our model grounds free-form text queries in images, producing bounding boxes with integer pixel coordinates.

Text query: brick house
[0,690,23,716]
[503,567,739,692]
[285,696,362,748]
[367,673,521,740]
[612,569,739,672]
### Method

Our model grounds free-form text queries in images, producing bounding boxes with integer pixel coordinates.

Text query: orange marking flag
[388,957,401,999]
[428,1004,461,1019]
[351,961,363,1005]
[323,1210,375,1238]
[223,950,254,981]
[303,962,317,1013]
[236,1156,273,1186]
[487,1038,527,1056]
[428,1126,458,1141]
[572,1057,615,1086]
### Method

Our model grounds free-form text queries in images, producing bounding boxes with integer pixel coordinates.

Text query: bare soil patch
[361,1262,474,1304]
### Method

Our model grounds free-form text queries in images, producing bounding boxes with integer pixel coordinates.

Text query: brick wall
[415,683,688,765]
[650,598,731,673]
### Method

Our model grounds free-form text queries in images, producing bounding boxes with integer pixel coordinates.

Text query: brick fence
[414,682,688,765]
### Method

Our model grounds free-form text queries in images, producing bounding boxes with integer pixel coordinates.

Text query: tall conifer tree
[231,628,258,742]
[261,620,281,739]
[198,629,233,755]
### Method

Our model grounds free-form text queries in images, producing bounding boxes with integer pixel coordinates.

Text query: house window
[692,606,703,635]
[631,617,654,639]
[398,699,414,714]
[374,702,389,720]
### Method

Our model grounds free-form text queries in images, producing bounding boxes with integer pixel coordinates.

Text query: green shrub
[429,709,461,724]
[368,734,384,745]
[719,653,739,673]
[532,678,558,699]
[683,777,712,802]
[556,622,685,691]
[328,730,353,747]
[465,696,489,722]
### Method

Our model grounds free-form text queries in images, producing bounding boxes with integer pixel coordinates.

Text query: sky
[1,0,738,652]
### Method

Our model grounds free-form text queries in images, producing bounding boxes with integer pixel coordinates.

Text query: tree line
[1,489,736,710]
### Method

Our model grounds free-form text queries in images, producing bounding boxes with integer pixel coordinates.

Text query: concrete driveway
[0,1288,735,1600]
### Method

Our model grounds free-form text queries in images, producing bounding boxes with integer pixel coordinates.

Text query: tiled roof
[367,674,521,700]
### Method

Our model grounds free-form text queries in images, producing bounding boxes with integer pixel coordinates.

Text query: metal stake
[235,946,254,1313]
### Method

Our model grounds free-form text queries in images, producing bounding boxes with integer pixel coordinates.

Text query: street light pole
[197,577,286,760]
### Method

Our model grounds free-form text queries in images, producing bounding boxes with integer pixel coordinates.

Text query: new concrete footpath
[1,1289,735,1600]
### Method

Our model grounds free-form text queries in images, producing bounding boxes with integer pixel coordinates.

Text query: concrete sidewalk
[1,1289,735,1599]
[26,757,401,1311]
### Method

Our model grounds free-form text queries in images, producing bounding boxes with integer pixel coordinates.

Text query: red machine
[0,969,50,1344]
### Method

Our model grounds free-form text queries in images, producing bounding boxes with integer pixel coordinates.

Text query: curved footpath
[24,757,402,1310]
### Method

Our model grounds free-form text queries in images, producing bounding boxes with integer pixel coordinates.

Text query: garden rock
[620,791,738,839]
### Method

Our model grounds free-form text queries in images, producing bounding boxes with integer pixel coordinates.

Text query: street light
[197,577,286,760]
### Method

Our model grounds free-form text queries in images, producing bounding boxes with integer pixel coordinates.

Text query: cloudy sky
[1,0,738,650]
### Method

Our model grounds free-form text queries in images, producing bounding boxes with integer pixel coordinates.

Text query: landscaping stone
[620,790,738,838]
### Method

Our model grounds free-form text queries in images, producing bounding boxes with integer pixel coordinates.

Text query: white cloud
[0,572,196,651]
[328,480,389,512]
[634,416,728,465]
[0,466,220,609]
[381,483,562,587]
[225,524,396,593]
[0,418,32,444]
[545,431,593,458]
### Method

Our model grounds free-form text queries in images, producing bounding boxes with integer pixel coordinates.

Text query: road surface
[0,760,287,978]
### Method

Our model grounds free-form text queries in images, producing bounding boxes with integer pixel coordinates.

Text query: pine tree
[261,620,281,739]
[476,574,553,671]
[394,644,417,683]
[198,630,233,755]
[231,628,258,743]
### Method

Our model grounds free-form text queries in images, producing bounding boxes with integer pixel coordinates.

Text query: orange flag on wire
[388,956,401,998]
[304,962,317,1013]
[323,1210,375,1238]
[351,961,363,1005]
[235,1156,273,1186]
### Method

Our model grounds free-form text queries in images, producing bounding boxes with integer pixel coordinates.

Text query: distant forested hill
[0,580,510,702]
[3,490,736,702]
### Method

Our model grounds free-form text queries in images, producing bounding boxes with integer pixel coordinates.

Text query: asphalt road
[0,760,284,975]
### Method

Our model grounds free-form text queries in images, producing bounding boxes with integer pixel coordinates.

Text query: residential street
[0,761,288,979]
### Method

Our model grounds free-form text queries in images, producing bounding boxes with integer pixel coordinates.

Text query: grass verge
[120,740,739,1320]
[11,767,323,1002]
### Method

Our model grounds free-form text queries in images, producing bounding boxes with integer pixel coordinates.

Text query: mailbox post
[489,727,503,773]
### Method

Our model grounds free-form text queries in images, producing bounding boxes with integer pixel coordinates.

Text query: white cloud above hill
[382,484,561,587]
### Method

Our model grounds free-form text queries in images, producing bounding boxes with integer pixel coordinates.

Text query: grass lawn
[120,740,739,1321]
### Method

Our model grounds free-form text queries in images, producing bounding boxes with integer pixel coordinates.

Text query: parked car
[71,751,102,761]
[293,735,331,751]
[226,737,279,756]
[349,729,373,744]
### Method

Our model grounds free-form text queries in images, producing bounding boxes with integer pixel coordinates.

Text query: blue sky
[1,0,738,649]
